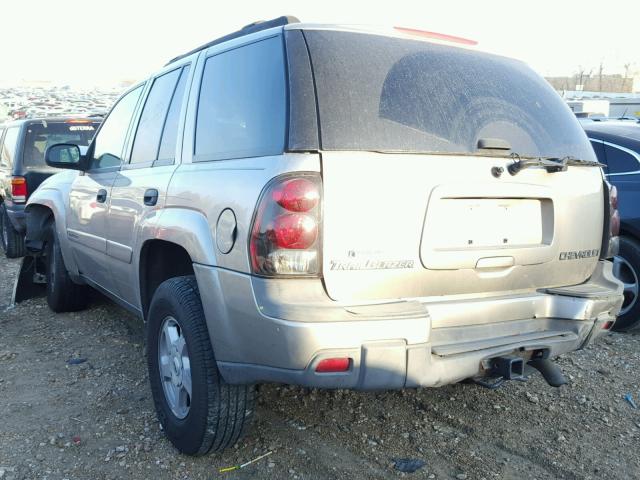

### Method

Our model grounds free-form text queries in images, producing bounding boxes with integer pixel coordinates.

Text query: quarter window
[194,36,287,161]
[604,144,640,174]
[91,85,143,170]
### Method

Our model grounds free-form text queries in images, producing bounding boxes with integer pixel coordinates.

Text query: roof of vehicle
[582,120,640,147]
[2,116,102,128]
[166,15,299,65]
[166,15,480,66]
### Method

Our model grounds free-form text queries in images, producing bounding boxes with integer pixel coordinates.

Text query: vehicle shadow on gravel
[1,256,639,480]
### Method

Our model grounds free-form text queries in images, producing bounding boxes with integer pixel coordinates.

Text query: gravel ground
[1,255,640,480]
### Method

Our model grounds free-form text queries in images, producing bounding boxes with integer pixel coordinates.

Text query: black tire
[0,203,26,258]
[45,225,89,312]
[147,276,255,455]
[612,236,640,332]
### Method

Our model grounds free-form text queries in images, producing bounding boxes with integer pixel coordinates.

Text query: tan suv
[23,16,623,455]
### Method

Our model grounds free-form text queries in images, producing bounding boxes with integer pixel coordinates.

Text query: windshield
[23,121,99,168]
[304,30,596,161]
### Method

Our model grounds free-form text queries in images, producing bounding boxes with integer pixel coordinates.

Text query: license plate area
[433,198,544,250]
[420,191,555,270]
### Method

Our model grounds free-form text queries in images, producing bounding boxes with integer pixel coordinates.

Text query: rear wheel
[0,203,26,258]
[612,236,640,331]
[45,225,88,312]
[147,276,255,455]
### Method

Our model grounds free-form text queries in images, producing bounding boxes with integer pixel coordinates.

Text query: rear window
[304,30,596,161]
[23,121,99,168]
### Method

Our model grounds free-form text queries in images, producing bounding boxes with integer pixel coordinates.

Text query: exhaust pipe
[527,358,567,387]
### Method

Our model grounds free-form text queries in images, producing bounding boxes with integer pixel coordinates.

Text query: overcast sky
[2,0,638,87]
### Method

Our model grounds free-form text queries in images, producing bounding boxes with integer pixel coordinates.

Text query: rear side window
[194,36,287,161]
[91,85,143,169]
[130,66,190,165]
[1,127,20,168]
[303,30,596,161]
[604,144,640,174]
[22,121,99,168]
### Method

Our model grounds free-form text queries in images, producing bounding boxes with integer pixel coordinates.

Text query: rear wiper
[507,154,605,176]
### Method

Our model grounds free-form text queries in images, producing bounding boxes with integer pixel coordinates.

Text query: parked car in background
[0,117,100,257]
[582,119,640,330]
[22,17,622,455]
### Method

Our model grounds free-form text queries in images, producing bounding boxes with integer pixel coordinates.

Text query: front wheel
[147,276,255,455]
[45,225,88,312]
[612,236,640,332]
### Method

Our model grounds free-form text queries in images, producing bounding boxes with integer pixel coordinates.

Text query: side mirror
[45,143,85,170]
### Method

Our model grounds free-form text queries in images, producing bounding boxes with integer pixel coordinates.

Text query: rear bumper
[194,261,623,390]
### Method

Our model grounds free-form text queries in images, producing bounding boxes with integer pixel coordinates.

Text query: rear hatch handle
[507,154,605,176]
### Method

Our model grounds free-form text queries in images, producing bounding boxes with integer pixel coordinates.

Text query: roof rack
[166,15,300,66]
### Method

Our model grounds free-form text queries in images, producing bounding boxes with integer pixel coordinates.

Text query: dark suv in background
[0,117,100,257]
[583,119,640,330]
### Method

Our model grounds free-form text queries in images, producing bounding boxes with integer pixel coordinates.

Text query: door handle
[96,189,107,203]
[144,188,159,206]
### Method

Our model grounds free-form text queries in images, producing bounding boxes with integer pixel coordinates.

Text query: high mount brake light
[394,27,478,46]
[11,176,27,203]
[250,174,322,276]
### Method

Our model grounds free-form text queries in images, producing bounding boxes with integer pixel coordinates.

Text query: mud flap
[11,256,46,306]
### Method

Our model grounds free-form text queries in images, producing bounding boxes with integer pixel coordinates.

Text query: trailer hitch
[471,355,567,390]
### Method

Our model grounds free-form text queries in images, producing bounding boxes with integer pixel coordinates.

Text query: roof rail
[166,15,300,65]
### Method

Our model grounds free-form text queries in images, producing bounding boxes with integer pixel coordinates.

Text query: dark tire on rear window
[0,203,26,258]
[147,275,255,455]
[45,225,89,312]
[612,235,640,332]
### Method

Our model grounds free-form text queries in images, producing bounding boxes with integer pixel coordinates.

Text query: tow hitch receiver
[471,356,526,389]
[491,356,524,380]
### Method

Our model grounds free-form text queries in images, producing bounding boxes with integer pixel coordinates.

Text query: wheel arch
[24,191,80,277]
[137,208,219,318]
[138,239,195,319]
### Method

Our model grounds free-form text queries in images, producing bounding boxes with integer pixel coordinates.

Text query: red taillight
[272,178,319,212]
[11,176,27,203]
[250,174,322,276]
[610,185,618,211]
[602,181,620,259]
[315,358,351,373]
[602,321,614,330]
[609,185,620,237]
[274,214,318,249]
